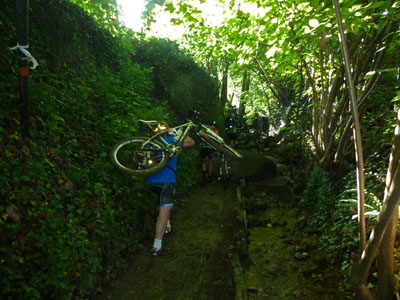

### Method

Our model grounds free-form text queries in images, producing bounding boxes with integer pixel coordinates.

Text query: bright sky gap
[117,0,145,31]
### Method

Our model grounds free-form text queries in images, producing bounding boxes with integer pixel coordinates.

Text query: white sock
[153,239,162,250]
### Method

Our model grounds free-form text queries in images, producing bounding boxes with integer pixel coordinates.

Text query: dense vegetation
[149,1,399,298]
[0,0,219,298]
[1,0,400,299]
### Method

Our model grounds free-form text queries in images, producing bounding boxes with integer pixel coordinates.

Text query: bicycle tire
[110,137,169,176]
[199,131,243,160]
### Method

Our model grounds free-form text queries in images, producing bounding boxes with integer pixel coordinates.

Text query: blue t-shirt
[147,135,182,184]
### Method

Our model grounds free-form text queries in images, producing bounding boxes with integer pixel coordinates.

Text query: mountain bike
[110,119,243,177]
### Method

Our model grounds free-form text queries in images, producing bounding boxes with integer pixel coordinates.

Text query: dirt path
[100,151,352,299]
[101,181,238,300]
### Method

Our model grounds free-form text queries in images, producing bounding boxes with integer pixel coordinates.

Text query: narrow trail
[102,182,238,300]
[101,152,351,299]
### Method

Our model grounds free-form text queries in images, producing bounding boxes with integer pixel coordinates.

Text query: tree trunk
[377,105,400,300]
[239,70,250,115]
[334,0,366,251]
[350,108,400,299]
[376,209,397,300]
[220,62,229,108]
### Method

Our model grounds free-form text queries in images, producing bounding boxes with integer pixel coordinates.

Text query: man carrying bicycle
[199,121,219,181]
[225,107,239,146]
[147,122,195,256]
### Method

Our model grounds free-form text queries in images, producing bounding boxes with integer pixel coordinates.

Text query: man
[225,108,239,146]
[147,123,195,256]
[199,122,219,181]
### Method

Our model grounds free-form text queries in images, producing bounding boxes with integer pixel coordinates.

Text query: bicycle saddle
[138,119,170,133]
[138,119,159,133]
[138,119,158,126]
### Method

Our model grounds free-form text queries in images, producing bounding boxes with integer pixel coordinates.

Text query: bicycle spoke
[111,137,169,176]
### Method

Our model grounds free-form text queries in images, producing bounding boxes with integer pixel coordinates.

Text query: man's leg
[155,205,172,240]
[200,148,209,179]
[152,183,175,255]
[202,159,207,173]
[152,206,172,255]
[208,151,214,178]
[208,159,213,177]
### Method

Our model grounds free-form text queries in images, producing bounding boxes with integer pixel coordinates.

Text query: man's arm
[183,136,195,148]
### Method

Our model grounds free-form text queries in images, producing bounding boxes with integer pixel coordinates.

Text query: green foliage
[153,0,399,177]
[176,147,203,199]
[362,72,399,158]
[68,0,120,33]
[132,37,221,123]
[1,0,212,298]
[336,151,390,222]
[300,165,358,280]
[300,149,391,281]
[300,165,335,218]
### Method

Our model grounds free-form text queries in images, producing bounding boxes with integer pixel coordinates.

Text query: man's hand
[183,136,195,148]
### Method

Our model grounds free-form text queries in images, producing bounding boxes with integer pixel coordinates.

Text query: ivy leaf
[390,94,400,103]
[94,182,104,196]
[165,2,175,13]
[365,2,387,9]
[367,282,375,288]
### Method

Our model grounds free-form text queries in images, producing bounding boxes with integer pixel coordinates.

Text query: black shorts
[200,147,215,160]
[149,183,176,207]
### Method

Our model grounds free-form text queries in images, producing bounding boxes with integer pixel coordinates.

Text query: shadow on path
[101,182,238,300]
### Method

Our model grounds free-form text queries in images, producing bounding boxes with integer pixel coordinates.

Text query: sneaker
[165,226,172,235]
[151,247,163,256]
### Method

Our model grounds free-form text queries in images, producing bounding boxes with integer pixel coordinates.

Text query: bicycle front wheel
[110,137,169,176]
[199,131,243,160]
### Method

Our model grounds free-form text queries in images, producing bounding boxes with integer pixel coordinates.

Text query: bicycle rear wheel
[110,137,169,176]
[199,131,243,160]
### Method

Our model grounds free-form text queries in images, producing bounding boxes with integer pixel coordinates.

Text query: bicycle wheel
[199,131,243,160]
[110,137,169,176]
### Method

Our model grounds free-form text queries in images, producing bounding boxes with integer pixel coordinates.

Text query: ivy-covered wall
[132,37,223,125]
[0,0,213,298]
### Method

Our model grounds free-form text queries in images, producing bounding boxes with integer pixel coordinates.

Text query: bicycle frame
[142,121,196,157]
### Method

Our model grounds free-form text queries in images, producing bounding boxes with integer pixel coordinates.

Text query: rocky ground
[240,177,352,299]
